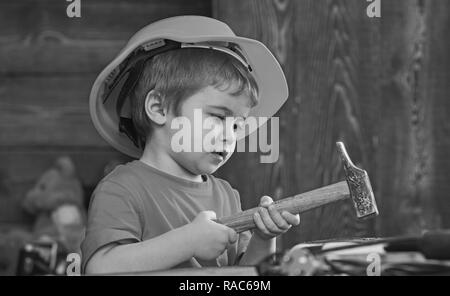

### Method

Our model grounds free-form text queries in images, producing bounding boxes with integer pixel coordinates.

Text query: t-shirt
[81,160,251,273]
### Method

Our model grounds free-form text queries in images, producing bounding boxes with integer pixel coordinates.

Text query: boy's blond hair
[130,48,259,145]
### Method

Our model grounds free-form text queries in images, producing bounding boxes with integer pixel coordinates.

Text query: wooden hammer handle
[217,181,350,233]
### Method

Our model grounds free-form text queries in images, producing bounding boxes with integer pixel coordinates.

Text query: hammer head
[336,142,379,219]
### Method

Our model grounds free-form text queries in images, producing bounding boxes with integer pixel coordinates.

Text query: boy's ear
[144,90,167,125]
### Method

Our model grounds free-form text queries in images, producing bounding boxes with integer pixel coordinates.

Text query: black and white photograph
[0,0,449,282]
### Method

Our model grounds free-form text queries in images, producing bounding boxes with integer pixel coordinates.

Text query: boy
[83,16,299,274]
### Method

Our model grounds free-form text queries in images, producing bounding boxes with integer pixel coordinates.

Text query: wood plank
[216,0,450,244]
[215,0,299,252]
[0,39,125,75]
[0,75,109,147]
[214,0,376,248]
[0,0,211,74]
[427,1,450,228]
[0,0,211,39]
[286,0,377,244]
[0,149,131,223]
[375,0,438,236]
[0,0,211,225]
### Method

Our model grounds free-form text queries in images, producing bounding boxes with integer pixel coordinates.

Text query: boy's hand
[253,196,300,240]
[187,211,238,261]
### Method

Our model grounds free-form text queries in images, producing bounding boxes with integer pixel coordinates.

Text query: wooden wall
[1,0,449,251]
[0,0,211,226]
[214,0,450,249]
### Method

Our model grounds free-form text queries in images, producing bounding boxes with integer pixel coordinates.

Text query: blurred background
[0,0,449,274]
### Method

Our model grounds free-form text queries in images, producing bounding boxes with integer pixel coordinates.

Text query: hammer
[217,142,379,233]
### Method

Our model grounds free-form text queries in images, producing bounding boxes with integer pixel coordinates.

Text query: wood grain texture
[214,0,377,247]
[0,0,211,39]
[375,0,441,236]
[0,76,107,147]
[0,38,125,75]
[215,0,450,245]
[427,1,450,228]
[0,0,210,225]
[0,0,448,248]
[0,0,211,74]
[288,0,377,243]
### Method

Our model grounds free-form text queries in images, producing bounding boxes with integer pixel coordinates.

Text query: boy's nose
[219,121,237,146]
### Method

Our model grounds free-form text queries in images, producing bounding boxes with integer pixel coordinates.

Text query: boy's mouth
[211,151,228,159]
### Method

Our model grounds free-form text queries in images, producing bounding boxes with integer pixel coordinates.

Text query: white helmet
[90,15,288,158]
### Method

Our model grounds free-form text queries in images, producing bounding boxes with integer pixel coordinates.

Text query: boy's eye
[210,113,226,120]
[234,118,245,131]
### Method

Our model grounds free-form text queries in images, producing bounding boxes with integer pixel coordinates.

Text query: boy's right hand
[186,211,238,261]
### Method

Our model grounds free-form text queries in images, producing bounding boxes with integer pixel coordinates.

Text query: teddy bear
[22,156,86,254]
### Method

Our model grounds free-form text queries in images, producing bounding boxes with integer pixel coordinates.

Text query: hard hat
[89,15,288,158]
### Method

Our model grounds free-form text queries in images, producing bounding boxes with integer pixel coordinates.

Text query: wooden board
[0,39,125,75]
[214,0,377,247]
[1,0,449,248]
[0,0,211,74]
[0,0,211,39]
[214,0,450,247]
[374,0,445,235]
[0,0,212,227]
[0,76,108,147]
[428,1,450,228]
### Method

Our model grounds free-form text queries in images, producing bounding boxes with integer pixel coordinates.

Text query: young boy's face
[165,85,252,176]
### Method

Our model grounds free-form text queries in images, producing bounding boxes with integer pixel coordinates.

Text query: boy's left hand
[253,196,300,240]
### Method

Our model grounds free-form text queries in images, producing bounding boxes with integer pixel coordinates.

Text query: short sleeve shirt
[81,160,251,272]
